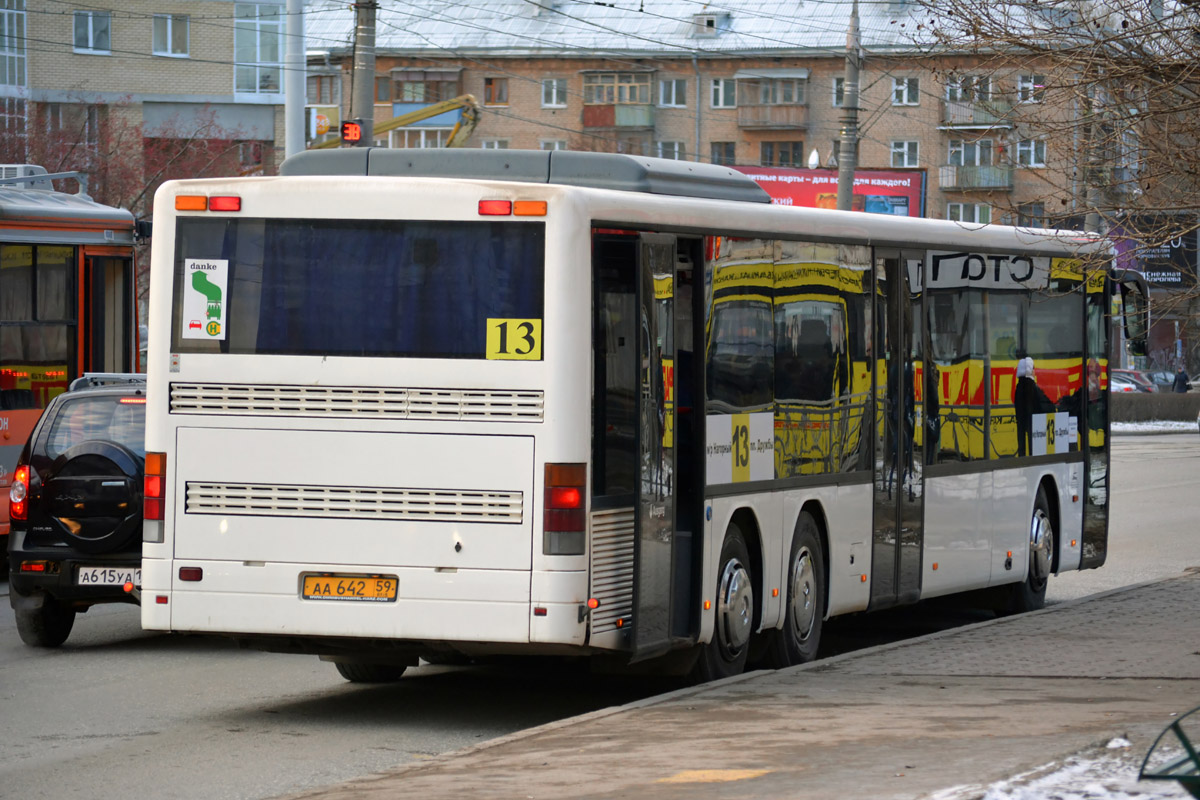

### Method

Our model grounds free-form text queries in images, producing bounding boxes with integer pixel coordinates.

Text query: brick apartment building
[0,0,286,202]
[304,0,1078,228]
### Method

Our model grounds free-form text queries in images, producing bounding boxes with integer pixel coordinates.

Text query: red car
[1112,369,1156,392]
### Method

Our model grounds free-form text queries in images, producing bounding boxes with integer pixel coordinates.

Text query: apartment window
[392,128,451,149]
[152,14,188,57]
[1017,74,1045,103]
[711,141,735,165]
[891,140,919,167]
[539,139,568,150]
[394,73,459,103]
[945,75,990,102]
[542,78,567,107]
[1017,202,1047,228]
[373,77,391,102]
[946,203,991,224]
[73,10,110,53]
[0,0,26,86]
[1016,139,1046,167]
[306,75,339,105]
[948,139,994,166]
[484,78,509,106]
[45,103,99,150]
[583,73,651,104]
[746,79,805,105]
[832,76,844,107]
[761,141,803,167]
[657,141,685,159]
[481,139,509,149]
[892,77,919,106]
[234,4,282,94]
[711,78,736,108]
[659,78,686,108]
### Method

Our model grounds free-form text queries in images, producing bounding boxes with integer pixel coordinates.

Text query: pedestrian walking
[1173,367,1190,393]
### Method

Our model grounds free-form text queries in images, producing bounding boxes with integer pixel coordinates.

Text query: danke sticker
[181,258,228,340]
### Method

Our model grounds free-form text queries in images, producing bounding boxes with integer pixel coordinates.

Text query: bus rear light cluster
[478,200,548,217]
[144,452,165,521]
[174,195,241,212]
[8,465,29,520]
[543,463,586,555]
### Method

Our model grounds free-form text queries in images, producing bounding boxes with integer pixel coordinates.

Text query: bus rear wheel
[333,661,408,683]
[692,524,755,683]
[1008,486,1054,614]
[763,512,824,669]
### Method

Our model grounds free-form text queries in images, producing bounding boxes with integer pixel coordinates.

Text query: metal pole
[284,0,305,158]
[351,1,377,146]
[836,0,861,212]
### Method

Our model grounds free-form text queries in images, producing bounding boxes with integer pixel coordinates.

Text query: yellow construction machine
[312,94,480,150]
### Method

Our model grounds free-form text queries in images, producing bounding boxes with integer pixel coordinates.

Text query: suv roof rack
[68,372,147,392]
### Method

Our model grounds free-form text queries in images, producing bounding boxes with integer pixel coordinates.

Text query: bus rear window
[171,218,545,359]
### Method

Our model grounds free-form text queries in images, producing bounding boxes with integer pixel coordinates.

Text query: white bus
[141,150,1148,682]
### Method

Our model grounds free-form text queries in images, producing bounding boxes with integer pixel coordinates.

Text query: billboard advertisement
[731,166,926,218]
[1111,214,1197,288]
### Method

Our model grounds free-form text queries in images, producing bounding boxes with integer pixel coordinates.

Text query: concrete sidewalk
[287,572,1200,800]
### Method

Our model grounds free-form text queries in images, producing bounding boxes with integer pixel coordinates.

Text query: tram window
[36,246,73,320]
[1,245,33,321]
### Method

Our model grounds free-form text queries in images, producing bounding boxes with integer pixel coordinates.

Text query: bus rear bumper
[141,559,591,649]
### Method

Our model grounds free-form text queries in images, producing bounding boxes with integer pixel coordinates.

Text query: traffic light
[340,119,364,144]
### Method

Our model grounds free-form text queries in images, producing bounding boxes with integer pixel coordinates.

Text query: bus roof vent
[280,149,772,204]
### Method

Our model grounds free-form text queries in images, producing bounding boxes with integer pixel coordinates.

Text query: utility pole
[284,0,305,159]
[351,1,378,146]
[836,0,861,212]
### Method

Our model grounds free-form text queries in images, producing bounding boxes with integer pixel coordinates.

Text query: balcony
[939,164,1014,191]
[941,99,1013,128]
[737,104,808,130]
[582,104,655,129]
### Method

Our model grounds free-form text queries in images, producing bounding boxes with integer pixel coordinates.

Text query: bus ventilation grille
[185,482,524,524]
[169,383,544,422]
[589,507,635,634]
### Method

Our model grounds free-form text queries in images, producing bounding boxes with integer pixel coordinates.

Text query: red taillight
[144,451,165,521]
[544,463,586,555]
[178,566,203,582]
[208,195,241,212]
[9,465,29,520]
[478,200,512,216]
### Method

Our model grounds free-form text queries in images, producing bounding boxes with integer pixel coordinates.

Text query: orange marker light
[932,562,939,571]
[772,588,779,598]
[175,195,207,211]
[513,200,547,216]
[1071,539,1077,547]
[587,598,600,609]
[616,618,624,628]
[1007,551,1013,558]
[123,581,135,594]
[703,600,712,610]
[860,574,867,583]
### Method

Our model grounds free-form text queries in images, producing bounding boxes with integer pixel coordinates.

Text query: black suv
[7,374,146,647]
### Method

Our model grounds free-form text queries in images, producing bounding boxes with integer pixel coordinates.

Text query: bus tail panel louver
[589,507,636,633]
[185,482,524,524]
[169,383,544,422]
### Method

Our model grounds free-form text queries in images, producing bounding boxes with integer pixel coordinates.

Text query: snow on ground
[1112,420,1198,434]
[929,740,1194,800]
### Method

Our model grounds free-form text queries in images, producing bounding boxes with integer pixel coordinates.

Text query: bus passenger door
[630,233,676,661]
[870,250,926,609]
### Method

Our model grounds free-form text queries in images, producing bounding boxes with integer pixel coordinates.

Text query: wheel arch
[729,506,765,631]
[798,499,832,620]
[1037,473,1061,573]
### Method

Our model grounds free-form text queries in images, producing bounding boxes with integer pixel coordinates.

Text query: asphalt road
[0,432,1194,800]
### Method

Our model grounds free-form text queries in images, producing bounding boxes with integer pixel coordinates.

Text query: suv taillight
[543,463,586,555]
[144,451,165,520]
[9,465,29,520]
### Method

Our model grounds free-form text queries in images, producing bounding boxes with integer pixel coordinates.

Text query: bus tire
[15,597,76,648]
[763,512,824,669]
[333,661,408,683]
[1008,486,1053,614]
[692,523,755,683]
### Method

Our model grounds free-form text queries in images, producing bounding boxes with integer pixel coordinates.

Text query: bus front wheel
[763,512,825,669]
[692,524,755,683]
[1008,486,1053,614]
